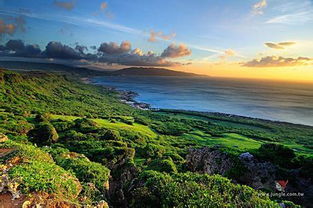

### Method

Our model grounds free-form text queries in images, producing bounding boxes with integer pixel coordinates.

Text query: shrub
[74,118,98,132]
[101,129,121,141]
[55,154,110,190]
[29,122,59,145]
[136,143,166,158]
[131,171,298,208]
[51,120,75,132]
[9,161,81,199]
[35,113,52,122]
[147,158,177,173]
[0,140,53,163]
[256,143,296,168]
[151,121,190,136]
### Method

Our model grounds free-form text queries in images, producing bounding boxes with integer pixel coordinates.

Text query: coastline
[85,76,313,128]
[83,76,151,110]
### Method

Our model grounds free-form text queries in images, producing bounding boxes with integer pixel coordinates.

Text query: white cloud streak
[266,1,313,24]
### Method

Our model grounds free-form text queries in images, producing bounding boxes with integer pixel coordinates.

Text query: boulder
[186,148,277,190]
[239,152,277,190]
[186,147,234,175]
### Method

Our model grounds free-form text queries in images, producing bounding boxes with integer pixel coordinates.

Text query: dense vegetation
[0,68,311,207]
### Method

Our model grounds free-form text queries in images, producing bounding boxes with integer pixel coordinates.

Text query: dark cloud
[0,16,26,38]
[99,51,179,67]
[44,41,83,59]
[243,56,313,67]
[54,0,75,11]
[6,39,25,51]
[75,44,88,54]
[161,44,192,58]
[264,41,296,49]
[90,46,97,50]
[98,41,131,54]
[0,40,41,58]
[0,40,191,67]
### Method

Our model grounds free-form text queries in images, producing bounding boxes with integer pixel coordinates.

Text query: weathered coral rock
[186,147,234,175]
[186,147,277,190]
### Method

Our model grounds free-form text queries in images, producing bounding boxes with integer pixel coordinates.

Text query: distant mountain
[0,61,202,77]
[111,67,201,77]
[0,61,109,77]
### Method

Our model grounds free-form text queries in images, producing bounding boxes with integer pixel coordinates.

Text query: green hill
[0,68,309,207]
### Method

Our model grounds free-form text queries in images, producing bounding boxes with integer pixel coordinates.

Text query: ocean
[93,76,313,126]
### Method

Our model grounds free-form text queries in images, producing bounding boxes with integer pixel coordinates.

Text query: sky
[0,0,313,82]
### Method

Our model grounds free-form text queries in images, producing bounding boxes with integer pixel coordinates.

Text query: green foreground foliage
[0,69,310,207]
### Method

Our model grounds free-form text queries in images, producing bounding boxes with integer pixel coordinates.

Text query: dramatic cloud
[131,48,144,56]
[98,41,190,66]
[0,40,192,67]
[98,41,131,54]
[243,56,313,67]
[99,52,180,67]
[161,44,192,58]
[0,40,41,57]
[148,30,176,42]
[264,42,296,49]
[44,41,82,59]
[0,16,26,38]
[252,0,267,15]
[54,0,75,11]
[75,43,88,54]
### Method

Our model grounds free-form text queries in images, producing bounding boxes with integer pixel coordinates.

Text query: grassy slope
[0,69,308,207]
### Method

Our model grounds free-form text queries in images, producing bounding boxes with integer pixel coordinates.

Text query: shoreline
[85,76,313,128]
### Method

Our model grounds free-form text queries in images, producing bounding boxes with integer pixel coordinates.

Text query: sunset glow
[1,0,313,82]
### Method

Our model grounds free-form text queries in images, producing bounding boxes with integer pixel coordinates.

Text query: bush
[131,171,298,208]
[147,158,177,173]
[101,129,121,141]
[9,161,81,199]
[74,118,98,132]
[54,153,110,190]
[35,113,51,122]
[51,120,75,132]
[29,122,59,145]
[256,143,296,168]
[136,143,166,158]
[0,140,53,163]
[151,121,190,136]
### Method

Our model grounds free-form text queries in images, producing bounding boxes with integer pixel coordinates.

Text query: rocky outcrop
[186,147,313,207]
[238,152,277,190]
[186,147,234,175]
[186,148,278,190]
[109,162,138,207]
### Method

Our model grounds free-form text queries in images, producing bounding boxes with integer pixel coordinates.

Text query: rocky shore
[118,90,150,110]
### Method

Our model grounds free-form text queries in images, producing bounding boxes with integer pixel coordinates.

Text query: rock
[186,147,234,175]
[0,134,8,143]
[109,161,138,207]
[239,152,254,160]
[238,152,277,190]
[186,148,277,190]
